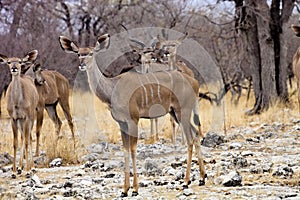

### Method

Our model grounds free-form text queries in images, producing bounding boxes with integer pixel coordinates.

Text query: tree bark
[234,0,295,114]
[10,0,27,37]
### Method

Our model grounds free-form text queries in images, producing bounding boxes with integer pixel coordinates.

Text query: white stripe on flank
[164,71,173,90]
[150,73,162,102]
[145,75,154,101]
[138,75,148,105]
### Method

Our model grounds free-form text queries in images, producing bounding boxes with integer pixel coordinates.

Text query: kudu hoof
[182,184,188,189]
[120,192,128,197]
[11,174,16,179]
[25,172,31,179]
[31,168,37,174]
[132,191,139,196]
[199,180,205,186]
[17,168,22,175]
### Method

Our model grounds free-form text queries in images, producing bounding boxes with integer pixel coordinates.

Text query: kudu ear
[23,50,38,64]
[59,36,79,53]
[33,63,42,72]
[291,25,300,37]
[94,34,110,52]
[154,35,163,49]
[0,54,8,64]
[129,38,145,52]
[177,32,188,43]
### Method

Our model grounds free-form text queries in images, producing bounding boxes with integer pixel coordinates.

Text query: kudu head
[0,50,38,76]
[59,34,110,71]
[154,32,188,63]
[32,63,46,85]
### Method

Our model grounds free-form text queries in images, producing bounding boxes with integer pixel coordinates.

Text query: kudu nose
[79,63,87,71]
[11,65,18,73]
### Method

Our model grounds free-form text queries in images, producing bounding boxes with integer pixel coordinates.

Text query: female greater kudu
[24,62,75,155]
[0,50,39,178]
[59,34,206,197]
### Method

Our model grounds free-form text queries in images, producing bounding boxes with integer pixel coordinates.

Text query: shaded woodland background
[0,0,300,114]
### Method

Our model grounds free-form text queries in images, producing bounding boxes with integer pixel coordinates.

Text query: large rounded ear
[0,54,8,64]
[59,36,79,53]
[291,25,300,37]
[177,32,188,43]
[33,63,42,72]
[129,38,145,55]
[21,63,32,74]
[94,34,110,52]
[23,50,38,64]
[154,35,162,49]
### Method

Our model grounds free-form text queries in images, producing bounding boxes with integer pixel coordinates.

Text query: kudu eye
[7,61,11,64]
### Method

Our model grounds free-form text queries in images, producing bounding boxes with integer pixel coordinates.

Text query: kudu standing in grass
[59,34,206,197]
[292,25,300,112]
[0,50,39,178]
[24,61,75,155]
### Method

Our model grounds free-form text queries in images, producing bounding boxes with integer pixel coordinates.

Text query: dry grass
[0,82,299,167]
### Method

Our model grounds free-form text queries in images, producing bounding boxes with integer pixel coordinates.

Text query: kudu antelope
[0,50,39,178]
[59,34,206,197]
[129,33,195,144]
[23,62,75,155]
[292,25,300,112]
[129,44,169,142]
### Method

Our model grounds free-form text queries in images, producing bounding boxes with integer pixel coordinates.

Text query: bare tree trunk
[277,0,296,101]
[238,0,264,114]
[10,0,27,38]
[256,1,276,111]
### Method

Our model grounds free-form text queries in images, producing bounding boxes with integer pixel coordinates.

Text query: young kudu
[292,25,300,112]
[0,50,39,178]
[59,34,206,197]
[24,62,75,155]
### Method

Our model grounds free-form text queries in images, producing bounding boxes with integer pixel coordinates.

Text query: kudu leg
[130,135,139,196]
[120,121,139,197]
[179,119,194,188]
[11,119,18,178]
[194,134,206,186]
[35,108,44,156]
[19,120,25,173]
[171,117,176,144]
[147,119,155,144]
[24,119,31,177]
[27,118,34,177]
[45,104,62,144]
[155,118,158,142]
[184,143,193,188]
[59,100,75,148]
[121,131,130,197]
[192,106,206,185]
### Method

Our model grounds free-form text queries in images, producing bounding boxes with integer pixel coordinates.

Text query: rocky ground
[1,120,300,199]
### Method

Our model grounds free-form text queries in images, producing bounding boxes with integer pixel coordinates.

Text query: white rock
[49,158,62,167]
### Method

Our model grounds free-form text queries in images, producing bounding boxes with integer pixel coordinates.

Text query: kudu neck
[85,56,115,106]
